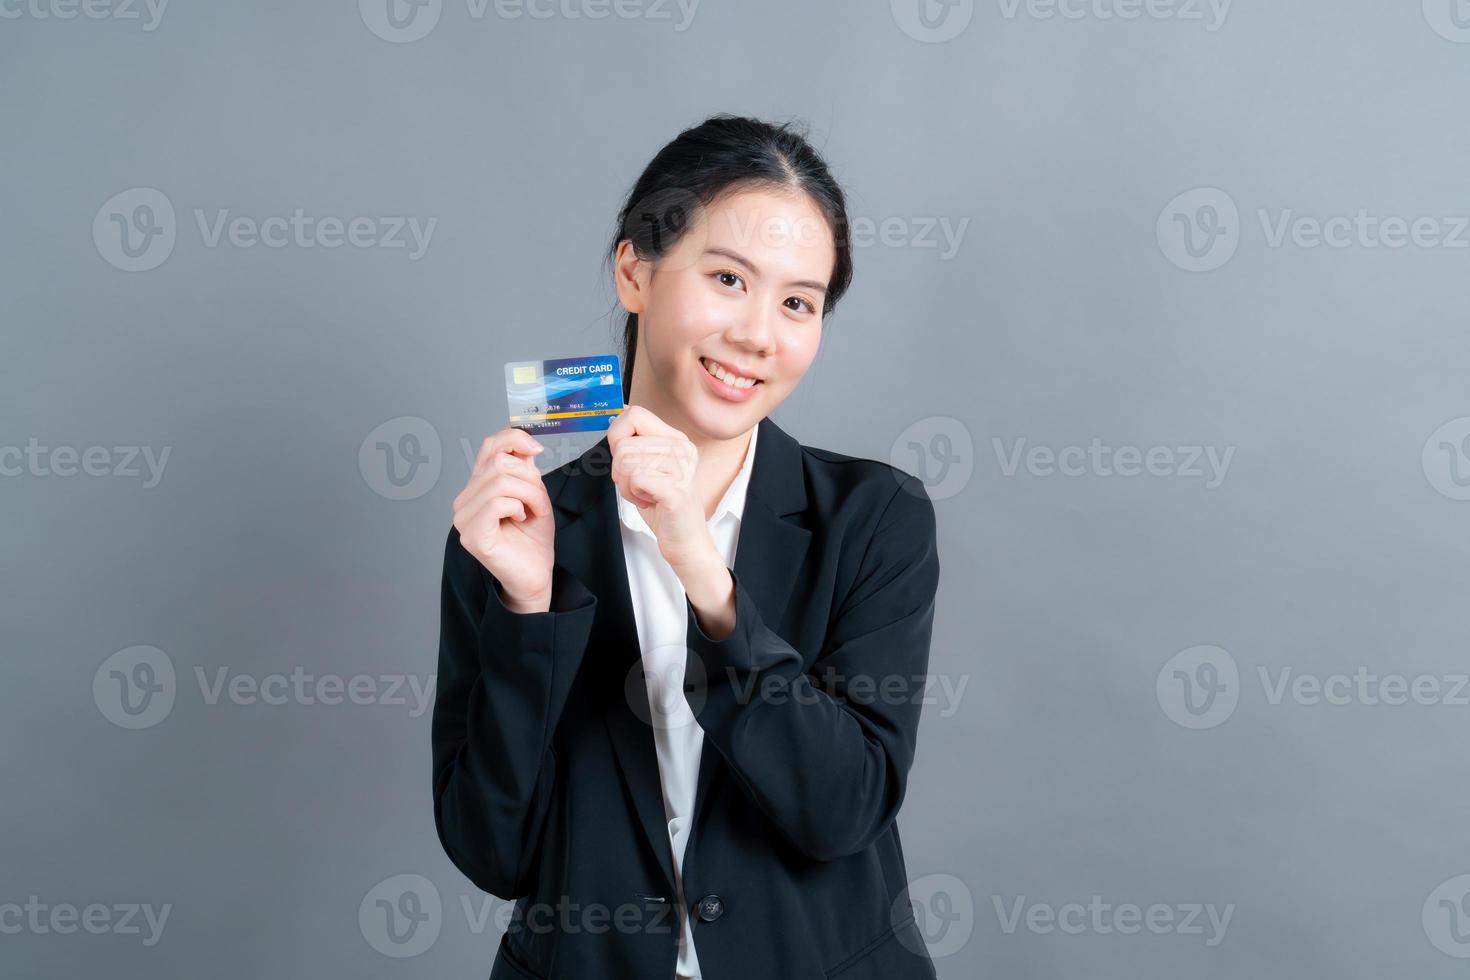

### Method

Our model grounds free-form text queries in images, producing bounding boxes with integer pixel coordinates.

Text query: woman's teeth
[701,357,759,389]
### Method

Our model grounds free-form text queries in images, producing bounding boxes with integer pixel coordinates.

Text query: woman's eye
[713,270,815,314]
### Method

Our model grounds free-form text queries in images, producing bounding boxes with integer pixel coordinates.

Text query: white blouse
[613,422,758,980]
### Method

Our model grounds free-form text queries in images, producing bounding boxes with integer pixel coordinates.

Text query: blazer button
[696,895,724,922]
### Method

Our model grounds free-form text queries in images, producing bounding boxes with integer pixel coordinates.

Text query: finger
[455,453,543,510]
[456,494,526,538]
[623,467,673,508]
[473,438,547,482]
[455,473,552,527]
[474,446,545,485]
[615,404,680,440]
[481,495,528,526]
[473,427,544,473]
[615,441,693,488]
[462,472,552,524]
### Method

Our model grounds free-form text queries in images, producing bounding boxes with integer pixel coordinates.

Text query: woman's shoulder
[792,436,936,530]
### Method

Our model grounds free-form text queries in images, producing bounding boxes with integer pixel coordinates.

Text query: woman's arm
[430,525,598,899]
[685,474,941,863]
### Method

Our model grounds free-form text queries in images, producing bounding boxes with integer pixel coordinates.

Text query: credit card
[504,354,624,435]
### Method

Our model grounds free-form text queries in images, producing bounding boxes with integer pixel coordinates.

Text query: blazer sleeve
[685,474,941,863]
[431,526,598,898]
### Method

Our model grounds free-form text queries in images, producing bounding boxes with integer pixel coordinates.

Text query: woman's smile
[698,355,764,402]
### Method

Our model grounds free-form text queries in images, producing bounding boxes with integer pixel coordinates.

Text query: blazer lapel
[689,417,810,836]
[552,416,811,899]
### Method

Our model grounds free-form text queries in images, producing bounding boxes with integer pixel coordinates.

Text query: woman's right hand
[453,427,556,614]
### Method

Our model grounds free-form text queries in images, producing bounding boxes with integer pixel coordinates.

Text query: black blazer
[432,415,942,980]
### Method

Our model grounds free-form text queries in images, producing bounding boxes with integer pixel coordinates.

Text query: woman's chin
[684,396,760,441]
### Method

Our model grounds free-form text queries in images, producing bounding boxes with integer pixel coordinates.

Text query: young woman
[433,114,941,980]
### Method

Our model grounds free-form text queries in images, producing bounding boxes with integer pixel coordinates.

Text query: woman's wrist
[497,579,553,615]
[674,551,737,639]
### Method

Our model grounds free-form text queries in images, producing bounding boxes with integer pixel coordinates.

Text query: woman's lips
[698,356,763,402]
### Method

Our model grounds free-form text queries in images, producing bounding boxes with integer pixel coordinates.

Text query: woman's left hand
[606,405,721,574]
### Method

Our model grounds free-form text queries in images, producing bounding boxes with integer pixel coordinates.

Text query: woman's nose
[727,307,776,354]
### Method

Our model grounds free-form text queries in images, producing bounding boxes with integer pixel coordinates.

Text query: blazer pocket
[823,913,935,980]
[492,933,548,980]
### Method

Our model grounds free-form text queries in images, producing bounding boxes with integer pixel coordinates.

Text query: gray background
[4,0,1470,976]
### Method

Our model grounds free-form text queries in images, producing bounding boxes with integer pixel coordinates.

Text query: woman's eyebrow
[703,246,830,298]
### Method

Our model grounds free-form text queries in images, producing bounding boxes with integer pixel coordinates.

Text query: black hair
[605,113,855,402]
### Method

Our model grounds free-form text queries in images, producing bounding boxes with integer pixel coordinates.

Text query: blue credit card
[504,354,624,435]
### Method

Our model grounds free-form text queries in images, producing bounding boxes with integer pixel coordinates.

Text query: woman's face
[616,186,836,443]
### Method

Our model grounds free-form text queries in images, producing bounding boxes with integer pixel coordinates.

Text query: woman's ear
[613,240,647,315]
